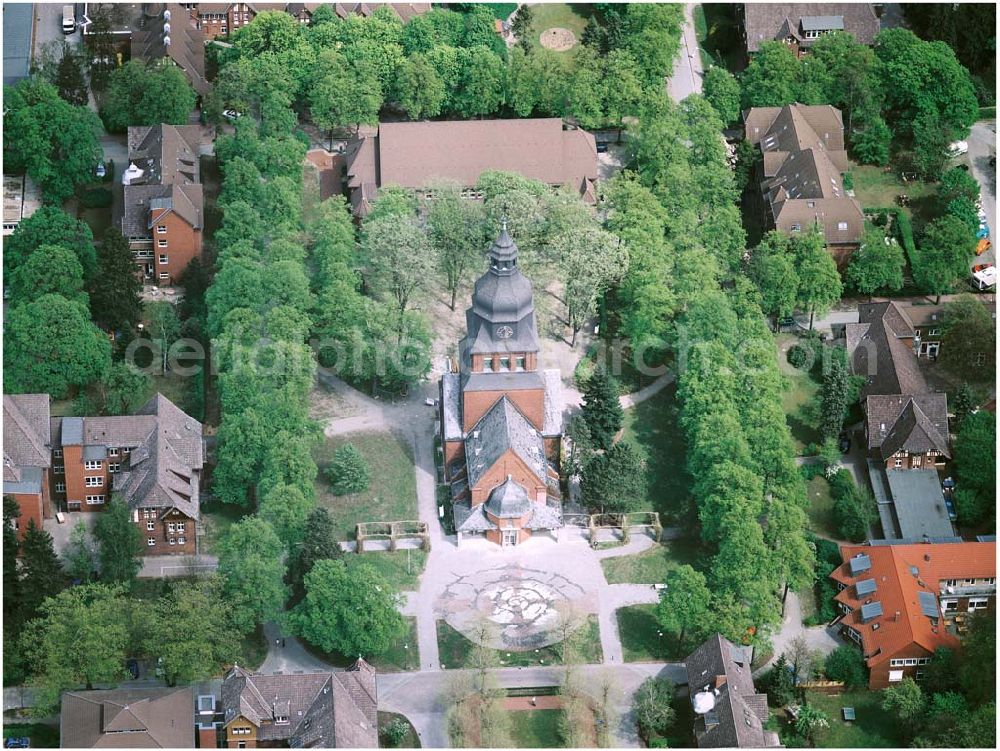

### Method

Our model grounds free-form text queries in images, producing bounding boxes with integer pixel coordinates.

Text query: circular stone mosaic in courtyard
[436,564,593,651]
[539,27,577,51]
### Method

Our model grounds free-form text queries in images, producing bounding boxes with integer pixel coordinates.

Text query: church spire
[488,218,518,275]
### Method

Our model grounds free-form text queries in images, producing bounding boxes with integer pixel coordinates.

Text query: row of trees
[211,5,683,130]
[735,29,979,177]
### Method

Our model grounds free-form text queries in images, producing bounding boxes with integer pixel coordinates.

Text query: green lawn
[436,617,602,669]
[617,604,687,662]
[600,538,702,585]
[806,475,838,539]
[314,431,417,541]
[619,384,691,524]
[3,723,59,749]
[378,711,422,748]
[526,3,589,51]
[511,709,563,748]
[305,616,419,673]
[345,549,427,591]
[772,691,906,748]
[851,164,938,232]
[199,500,249,556]
[778,336,822,454]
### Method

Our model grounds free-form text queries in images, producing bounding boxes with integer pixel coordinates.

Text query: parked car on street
[95,161,106,179]
[947,140,969,157]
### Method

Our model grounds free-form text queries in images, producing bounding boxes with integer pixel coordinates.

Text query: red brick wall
[443,439,464,481]
[469,449,546,506]
[882,452,946,471]
[135,507,197,556]
[10,491,43,545]
[150,208,203,285]
[462,389,544,433]
[869,644,934,689]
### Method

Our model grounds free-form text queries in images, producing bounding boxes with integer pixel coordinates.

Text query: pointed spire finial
[500,215,508,234]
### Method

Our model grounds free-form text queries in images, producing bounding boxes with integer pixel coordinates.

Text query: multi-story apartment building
[831,541,996,688]
[5,392,203,557]
[118,124,204,285]
[185,2,430,36]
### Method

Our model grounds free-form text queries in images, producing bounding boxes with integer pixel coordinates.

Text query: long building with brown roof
[744,103,864,262]
[741,3,880,56]
[60,686,194,747]
[831,541,995,688]
[345,118,598,216]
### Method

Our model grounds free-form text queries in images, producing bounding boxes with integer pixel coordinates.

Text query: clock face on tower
[495,325,514,339]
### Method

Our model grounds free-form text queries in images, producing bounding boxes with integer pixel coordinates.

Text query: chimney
[895,611,901,621]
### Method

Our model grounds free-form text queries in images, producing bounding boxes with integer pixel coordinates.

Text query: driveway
[666,4,704,103]
[753,590,842,678]
[967,120,996,268]
[32,4,77,64]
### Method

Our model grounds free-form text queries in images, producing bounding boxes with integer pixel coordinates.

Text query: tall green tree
[20,520,67,624]
[581,369,624,451]
[913,215,975,302]
[92,228,143,333]
[3,77,102,203]
[292,559,406,657]
[580,441,644,514]
[63,521,96,583]
[151,576,242,686]
[7,244,89,309]
[793,231,843,329]
[3,205,96,280]
[289,507,341,595]
[310,51,383,136]
[361,212,433,324]
[820,347,850,439]
[881,677,925,741]
[703,65,740,124]
[940,294,995,377]
[93,497,143,586]
[633,677,676,743]
[739,41,802,108]
[953,411,996,526]
[655,565,711,653]
[217,517,288,634]
[4,294,112,398]
[951,383,976,432]
[22,584,130,711]
[3,498,22,632]
[100,60,197,132]
[749,237,799,325]
[393,53,445,119]
[425,182,488,310]
[845,226,905,295]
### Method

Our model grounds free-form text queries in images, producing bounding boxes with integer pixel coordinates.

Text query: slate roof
[112,394,204,519]
[3,395,52,470]
[847,302,929,398]
[831,542,995,669]
[684,634,778,748]
[120,124,203,238]
[60,687,194,748]
[3,4,33,87]
[333,2,431,21]
[540,368,564,438]
[744,104,863,247]
[131,4,210,95]
[865,393,950,459]
[221,661,377,748]
[441,372,463,441]
[743,3,880,52]
[886,469,956,539]
[465,396,547,491]
[345,119,597,215]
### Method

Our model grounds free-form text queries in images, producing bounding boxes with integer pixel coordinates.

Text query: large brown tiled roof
[831,542,995,668]
[866,393,950,459]
[847,302,929,398]
[221,661,378,747]
[745,104,862,246]
[345,119,597,214]
[743,3,880,52]
[60,687,194,748]
[3,394,51,470]
[684,634,778,748]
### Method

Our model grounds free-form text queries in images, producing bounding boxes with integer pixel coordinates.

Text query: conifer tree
[20,519,67,622]
[581,369,624,451]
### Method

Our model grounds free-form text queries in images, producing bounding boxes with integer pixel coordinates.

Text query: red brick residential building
[3,395,54,542]
[4,392,203,557]
[440,225,563,546]
[740,4,880,58]
[60,687,195,747]
[118,124,204,285]
[187,2,429,36]
[831,541,996,688]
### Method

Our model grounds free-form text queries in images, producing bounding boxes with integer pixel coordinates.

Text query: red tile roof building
[831,542,995,688]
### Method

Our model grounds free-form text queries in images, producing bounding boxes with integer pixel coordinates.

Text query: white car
[947,140,969,157]
[222,109,242,121]
[972,265,996,290]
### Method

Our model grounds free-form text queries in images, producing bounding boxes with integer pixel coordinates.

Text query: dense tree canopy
[100,60,197,132]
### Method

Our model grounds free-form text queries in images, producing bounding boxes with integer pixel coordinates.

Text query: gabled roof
[131,3,210,95]
[3,394,51,470]
[866,393,950,459]
[684,634,779,748]
[742,3,880,52]
[221,661,377,748]
[464,396,547,491]
[831,542,995,667]
[121,124,203,236]
[60,687,194,748]
[847,302,929,398]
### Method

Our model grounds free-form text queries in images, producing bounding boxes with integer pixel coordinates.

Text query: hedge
[979,106,996,120]
[867,206,916,267]
[80,187,112,209]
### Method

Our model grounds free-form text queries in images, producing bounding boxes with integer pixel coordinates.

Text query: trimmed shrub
[787,344,811,369]
[825,645,868,687]
[325,444,370,495]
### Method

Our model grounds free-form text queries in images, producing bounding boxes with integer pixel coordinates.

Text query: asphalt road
[666,4,704,103]
[32,3,78,63]
[966,120,997,268]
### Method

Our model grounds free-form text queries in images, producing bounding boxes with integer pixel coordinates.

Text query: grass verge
[600,538,702,585]
[805,474,837,539]
[617,604,687,662]
[199,500,249,556]
[436,617,603,669]
[345,549,427,591]
[511,709,563,748]
[314,431,417,541]
[771,690,905,748]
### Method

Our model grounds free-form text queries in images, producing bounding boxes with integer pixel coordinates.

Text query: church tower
[439,223,564,546]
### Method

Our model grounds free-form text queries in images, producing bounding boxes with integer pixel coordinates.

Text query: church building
[439,224,564,546]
